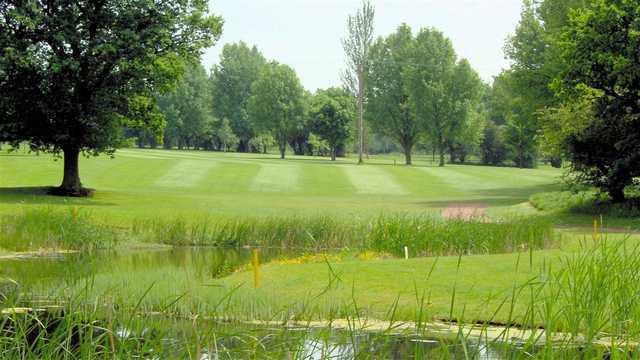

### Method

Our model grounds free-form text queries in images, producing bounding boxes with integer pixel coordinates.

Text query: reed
[0,207,119,252]
[131,214,556,257]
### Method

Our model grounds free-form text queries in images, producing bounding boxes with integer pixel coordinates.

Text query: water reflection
[0,246,303,287]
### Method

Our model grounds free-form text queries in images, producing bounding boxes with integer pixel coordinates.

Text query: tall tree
[0,0,222,196]
[210,42,266,152]
[247,62,305,159]
[504,0,591,165]
[491,71,540,168]
[405,28,481,167]
[555,0,640,202]
[157,62,213,150]
[368,24,419,165]
[342,0,375,164]
[309,88,355,161]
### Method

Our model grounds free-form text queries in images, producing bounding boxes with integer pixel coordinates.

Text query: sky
[202,0,524,92]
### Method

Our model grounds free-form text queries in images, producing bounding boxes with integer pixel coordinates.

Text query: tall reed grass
[131,214,556,257]
[0,208,119,252]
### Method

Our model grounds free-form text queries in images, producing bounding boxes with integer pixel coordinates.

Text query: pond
[0,247,547,359]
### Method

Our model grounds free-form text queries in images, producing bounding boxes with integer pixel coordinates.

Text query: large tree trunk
[279,142,286,159]
[331,147,337,161]
[52,147,90,197]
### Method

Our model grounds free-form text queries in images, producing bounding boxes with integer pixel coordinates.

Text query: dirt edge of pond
[441,203,488,221]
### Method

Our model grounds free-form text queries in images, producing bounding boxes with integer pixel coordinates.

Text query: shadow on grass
[415,184,562,208]
[0,187,116,206]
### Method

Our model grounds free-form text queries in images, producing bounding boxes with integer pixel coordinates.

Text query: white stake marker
[404,246,409,260]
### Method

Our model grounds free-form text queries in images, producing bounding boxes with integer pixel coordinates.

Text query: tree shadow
[414,184,562,208]
[0,187,116,206]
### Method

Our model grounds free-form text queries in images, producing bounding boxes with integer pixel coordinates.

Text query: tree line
[132,42,355,161]
[2,0,638,202]
[133,24,531,168]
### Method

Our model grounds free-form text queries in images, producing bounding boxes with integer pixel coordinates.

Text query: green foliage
[210,42,267,152]
[404,28,483,167]
[248,133,276,154]
[555,0,640,202]
[480,121,508,166]
[216,119,240,152]
[367,24,419,165]
[247,62,305,159]
[156,62,214,150]
[490,72,540,168]
[309,88,354,160]
[0,0,222,194]
[307,133,331,157]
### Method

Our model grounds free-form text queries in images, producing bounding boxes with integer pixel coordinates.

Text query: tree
[309,88,354,161]
[489,71,540,168]
[405,28,482,167]
[342,0,375,164]
[210,42,266,152]
[0,0,222,196]
[555,0,640,202]
[157,62,214,150]
[504,0,591,166]
[368,24,419,165]
[249,133,275,154]
[247,62,305,159]
[480,121,509,166]
[216,119,239,152]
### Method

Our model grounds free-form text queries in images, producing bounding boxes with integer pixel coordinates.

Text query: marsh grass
[0,208,119,252]
[131,214,556,257]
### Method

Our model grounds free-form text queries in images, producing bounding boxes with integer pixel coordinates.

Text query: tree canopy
[555,0,640,202]
[405,28,482,167]
[210,42,266,152]
[367,24,419,165]
[309,88,355,161]
[0,0,222,196]
[247,62,305,159]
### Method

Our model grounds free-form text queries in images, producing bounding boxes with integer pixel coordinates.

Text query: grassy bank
[530,190,640,229]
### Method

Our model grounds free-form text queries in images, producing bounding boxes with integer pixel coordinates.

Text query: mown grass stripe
[155,160,217,188]
[342,165,408,195]
[251,163,300,193]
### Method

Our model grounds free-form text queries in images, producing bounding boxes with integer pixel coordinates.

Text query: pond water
[0,247,540,359]
[0,246,300,287]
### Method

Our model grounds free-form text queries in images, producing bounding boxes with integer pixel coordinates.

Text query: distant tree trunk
[432,146,436,164]
[279,142,286,159]
[357,71,365,165]
[460,151,467,164]
[54,146,86,196]
[402,143,412,165]
[331,147,337,161]
[438,137,445,167]
[609,186,626,203]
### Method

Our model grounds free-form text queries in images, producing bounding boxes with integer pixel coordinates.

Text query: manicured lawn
[0,148,562,222]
